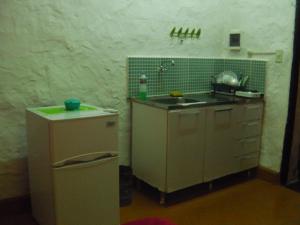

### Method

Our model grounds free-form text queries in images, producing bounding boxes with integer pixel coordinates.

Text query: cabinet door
[204,105,239,182]
[132,102,168,192]
[167,108,205,192]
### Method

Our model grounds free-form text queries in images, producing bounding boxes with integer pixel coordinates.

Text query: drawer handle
[245,138,258,143]
[106,121,116,127]
[234,154,258,159]
[246,106,260,110]
[242,155,258,159]
[239,138,258,143]
[243,122,259,127]
[248,122,259,127]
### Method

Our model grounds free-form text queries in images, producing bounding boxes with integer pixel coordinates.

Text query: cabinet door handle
[215,108,233,112]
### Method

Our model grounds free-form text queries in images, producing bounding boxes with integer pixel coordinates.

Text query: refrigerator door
[50,115,118,163]
[53,155,119,225]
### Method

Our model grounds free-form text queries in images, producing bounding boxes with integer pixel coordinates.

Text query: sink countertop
[131,93,264,110]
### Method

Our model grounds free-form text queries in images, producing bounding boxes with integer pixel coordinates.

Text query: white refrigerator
[26,104,120,225]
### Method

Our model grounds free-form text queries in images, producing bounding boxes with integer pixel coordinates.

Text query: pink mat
[122,218,176,225]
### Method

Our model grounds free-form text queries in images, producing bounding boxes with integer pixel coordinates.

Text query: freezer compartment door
[50,115,118,163]
[53,156,120,225]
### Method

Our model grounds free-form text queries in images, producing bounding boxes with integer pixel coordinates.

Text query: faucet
[157,60,175,74]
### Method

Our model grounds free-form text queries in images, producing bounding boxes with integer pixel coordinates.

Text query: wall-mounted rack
[170,27,201,39]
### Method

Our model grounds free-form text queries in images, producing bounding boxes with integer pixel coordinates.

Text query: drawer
[234,103,263,123]
[235,121,262,138]
[50,115,118,163]
[239,152,260,170]
[244,121,262,137]
[236,137,261,156]
[244,104,263,121]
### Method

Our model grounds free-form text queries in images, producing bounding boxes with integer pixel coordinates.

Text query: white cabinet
[132,101,264,197]
[132,102,206,194]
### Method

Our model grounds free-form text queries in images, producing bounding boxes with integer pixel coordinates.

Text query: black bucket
[119,166,133,206]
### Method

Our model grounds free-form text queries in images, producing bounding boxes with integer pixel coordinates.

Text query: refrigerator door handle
[53,154,118,170]
[53,152,118,168]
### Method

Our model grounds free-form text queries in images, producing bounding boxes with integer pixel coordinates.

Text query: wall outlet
[275,50,284,63]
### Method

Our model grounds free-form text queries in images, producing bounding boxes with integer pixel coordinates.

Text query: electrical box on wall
[229,30,241,51]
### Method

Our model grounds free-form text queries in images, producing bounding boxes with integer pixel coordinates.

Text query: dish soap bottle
[138,74,147,100]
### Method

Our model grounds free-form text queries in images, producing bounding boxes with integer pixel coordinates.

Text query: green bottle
[138,74,147,100]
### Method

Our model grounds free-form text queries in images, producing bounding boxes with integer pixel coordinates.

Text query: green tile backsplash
[127,57,267,97]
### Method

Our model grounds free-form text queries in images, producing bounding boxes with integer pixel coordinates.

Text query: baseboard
[257,166,280,184]
[0,195,31,216]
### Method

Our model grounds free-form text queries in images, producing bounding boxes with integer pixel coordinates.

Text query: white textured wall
[0,0,225,165]
[0,0,296,198]
[223,0,296,171]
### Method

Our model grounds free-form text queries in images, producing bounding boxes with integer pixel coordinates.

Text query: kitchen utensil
[240,75,249,87]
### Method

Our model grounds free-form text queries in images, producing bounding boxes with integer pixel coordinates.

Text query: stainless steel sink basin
[146,94,237,109]
[151,97,200,105]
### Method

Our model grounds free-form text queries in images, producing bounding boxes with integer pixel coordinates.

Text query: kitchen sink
[151,97,201,105]
[146,94,237,109]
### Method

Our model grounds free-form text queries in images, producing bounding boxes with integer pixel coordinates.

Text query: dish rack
[211,83,245,95]
[211,71,248,95]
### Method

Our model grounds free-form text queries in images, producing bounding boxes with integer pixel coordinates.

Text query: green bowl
[64,98,81,111]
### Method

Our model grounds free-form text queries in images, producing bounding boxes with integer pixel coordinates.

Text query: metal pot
[215,71,240,86]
